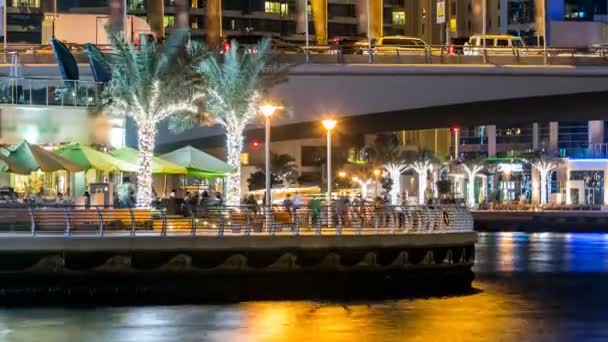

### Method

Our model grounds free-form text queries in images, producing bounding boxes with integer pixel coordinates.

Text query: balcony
[0,77,102,108]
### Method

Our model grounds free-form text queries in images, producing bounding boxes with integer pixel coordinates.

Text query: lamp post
[322,119,337,226]
[261,104,278,207]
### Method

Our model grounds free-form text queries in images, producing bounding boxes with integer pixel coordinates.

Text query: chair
[84,43,112,83]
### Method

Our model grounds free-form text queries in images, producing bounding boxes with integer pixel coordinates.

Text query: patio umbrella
[54,143,137,172]
[0,149,32,175]
[110,147,186,174]
[5,141,83,173]
[161,145,232,178]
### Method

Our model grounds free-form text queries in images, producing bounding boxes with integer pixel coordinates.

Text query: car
[361,36,430,55]
[330,37,365,54]
[222,34,302,54]
[464,34,526,56]
[449,36,470,55]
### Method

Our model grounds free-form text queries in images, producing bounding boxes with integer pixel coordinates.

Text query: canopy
[3,141,83,173]
[110,147,186,174]
[161,145,232,178]
[54,143,137,172]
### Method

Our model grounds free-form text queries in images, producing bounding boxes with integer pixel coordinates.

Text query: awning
[161,145,232,178]
[54,143,137,172]
[110,147,186,174]
[3,141,83,173]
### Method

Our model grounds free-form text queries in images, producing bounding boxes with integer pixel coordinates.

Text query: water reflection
[475,232,608,273]
[2,232,608,341]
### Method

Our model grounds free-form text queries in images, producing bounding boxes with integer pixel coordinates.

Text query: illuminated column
[549,121,558,155]
[175,0,189,29]
[589,121,604,145]
[487,125,496,157]
[532,122,539,151]
[357,0,383,39]
[296,0,308,33]
[206,0,222,47]
[145,0,165,40]
[109,0,126,33]
[312,0,328,44]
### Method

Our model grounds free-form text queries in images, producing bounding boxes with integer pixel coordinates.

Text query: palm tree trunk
[136,121,156,208]
[417,171,426,205]
[225,127,243,206]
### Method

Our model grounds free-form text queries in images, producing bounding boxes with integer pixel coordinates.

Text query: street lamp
[261,104,279,207]
[322,119,337,226]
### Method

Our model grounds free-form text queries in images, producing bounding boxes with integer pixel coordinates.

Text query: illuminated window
[392,11,405,25]
[191,0,198,8]
[191,21,198,29]
[265,1,288,15]
[163,15,175,27]
[11,0,40,7]
[240,153,249,165]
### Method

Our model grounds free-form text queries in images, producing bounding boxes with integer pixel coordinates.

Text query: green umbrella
[4,141,83,173]
[110,147,186,174]
[54,143,138,172]
[161,145,232,178]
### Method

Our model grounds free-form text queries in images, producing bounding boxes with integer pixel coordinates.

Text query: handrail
[0,204,473,237]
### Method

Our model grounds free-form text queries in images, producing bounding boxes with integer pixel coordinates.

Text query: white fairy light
[384,162,408,205]
[531,160,557,205]
[410,160,433,205]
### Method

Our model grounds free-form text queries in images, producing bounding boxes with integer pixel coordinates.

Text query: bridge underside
[159,90,608,151]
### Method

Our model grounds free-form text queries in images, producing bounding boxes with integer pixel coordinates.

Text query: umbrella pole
[163,174,167,197]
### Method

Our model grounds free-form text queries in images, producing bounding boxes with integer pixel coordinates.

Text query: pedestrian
[309,195,322,226]
[84,191,91,209]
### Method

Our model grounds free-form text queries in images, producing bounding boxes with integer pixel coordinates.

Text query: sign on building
[437,1,446,24]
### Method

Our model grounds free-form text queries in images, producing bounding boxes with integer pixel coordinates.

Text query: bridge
[1,62,607,146]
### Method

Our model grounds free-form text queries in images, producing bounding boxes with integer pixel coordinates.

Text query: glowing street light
[338,170,347,178]
[323,119,337,227]
[261,103,279,206]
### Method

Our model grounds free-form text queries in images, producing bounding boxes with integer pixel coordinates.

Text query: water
[2,232,608,341]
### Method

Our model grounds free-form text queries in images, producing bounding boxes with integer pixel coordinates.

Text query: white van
[360,36,430,55]
[464,34,526,56]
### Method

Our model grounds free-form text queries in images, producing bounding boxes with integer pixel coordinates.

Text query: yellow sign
[437,1,446,24]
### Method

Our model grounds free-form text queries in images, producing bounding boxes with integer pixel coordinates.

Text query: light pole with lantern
[322,119,337,226]
[260,104,279,207]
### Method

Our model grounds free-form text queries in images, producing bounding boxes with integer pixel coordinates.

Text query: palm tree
[169,38,288,205]
[367,133,408,204]
[270,153,299,188]
[457,154,486,208]
[406,149,438,205]
[530,152,560,206]
[100,30,205,207]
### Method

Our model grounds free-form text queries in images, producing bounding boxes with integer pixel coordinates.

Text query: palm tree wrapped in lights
[101,30,205,207]
[530,154,559,206]
[458,155,486,208]
[367,133,409,205]
[170,38,288,205]
[406,150,438,205]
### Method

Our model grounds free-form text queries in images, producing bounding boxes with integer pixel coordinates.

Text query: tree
[247,170,280,191]
[270,153,299,188]
[367,133,408,204]
[458,155,485,208]
[530,153,560,205]
[101,30,205,207]
[406,149,438,205]
[169,38,288,205]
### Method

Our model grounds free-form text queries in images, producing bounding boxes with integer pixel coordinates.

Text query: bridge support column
[588,121,604,146]
[357,0,383,40]
[296,0,308,34]
[312,0,328,44]
[145,0,165,40]
[532,122,540,151]
[206,0,222,48]
[549,122,559,156]
[487,125,496,157]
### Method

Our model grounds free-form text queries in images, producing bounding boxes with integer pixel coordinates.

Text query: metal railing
[0,76,103,107]
[0,204,473,237]
[2,43,608,66]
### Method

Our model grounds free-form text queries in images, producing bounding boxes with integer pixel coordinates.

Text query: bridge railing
[0,204,473,237]
[0,76,103,107]
[3,44,608,66]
